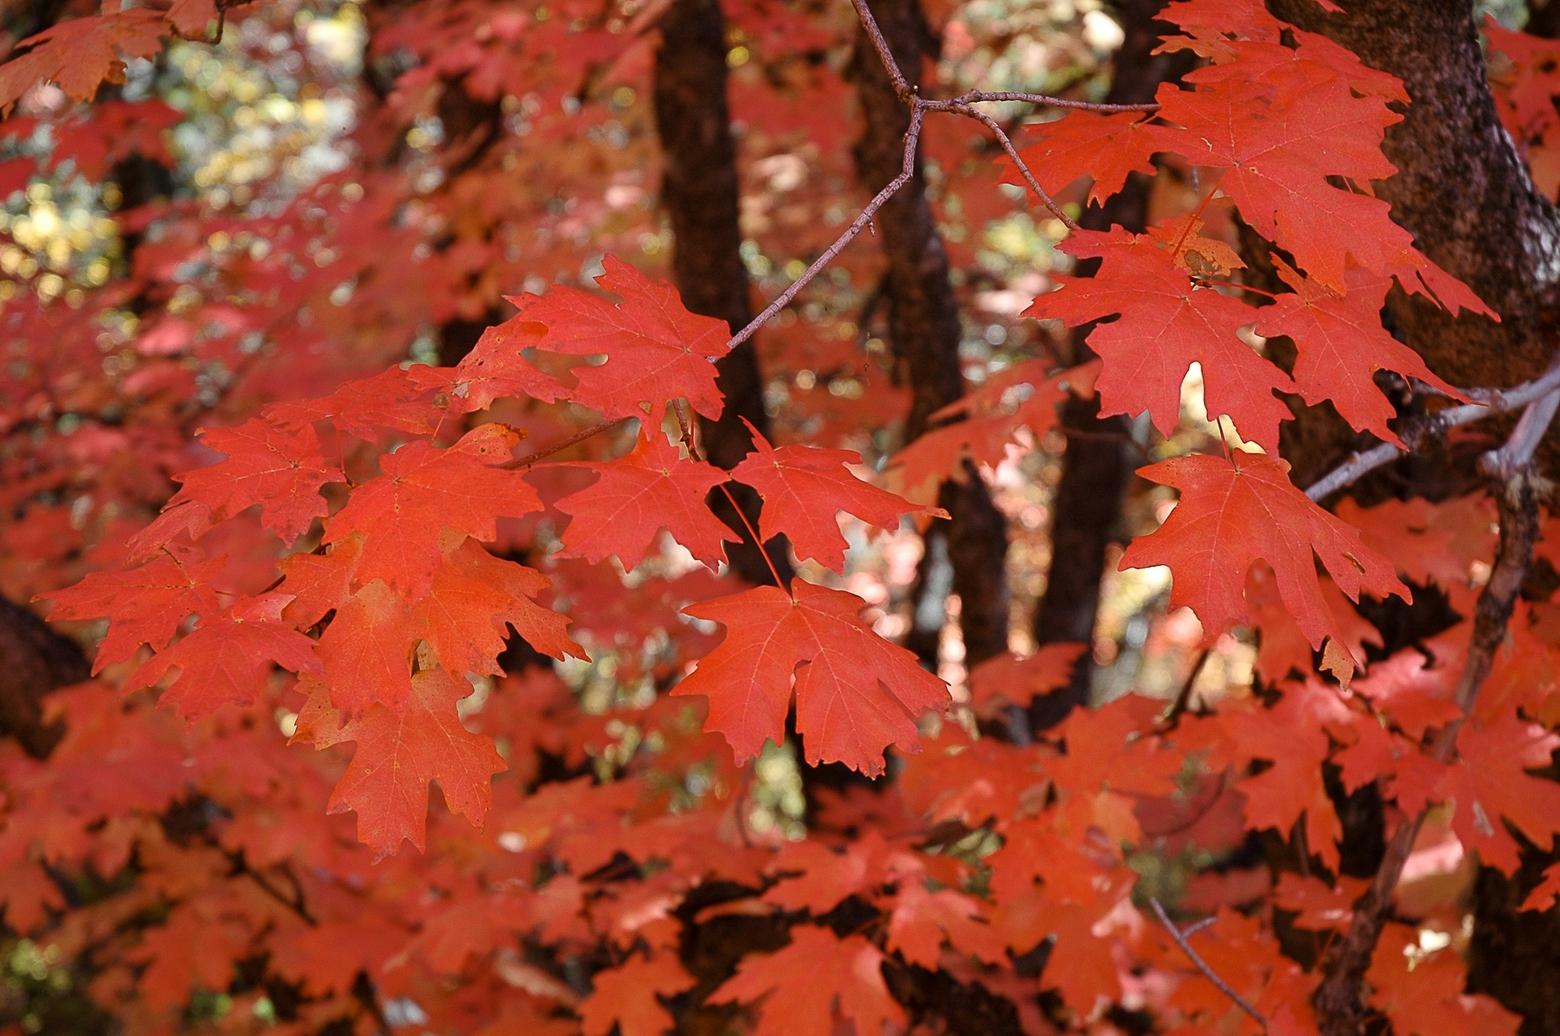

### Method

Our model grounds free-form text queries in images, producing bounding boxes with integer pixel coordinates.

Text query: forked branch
[1150,897,1268,1031]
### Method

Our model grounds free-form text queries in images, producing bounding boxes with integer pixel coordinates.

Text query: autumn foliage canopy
[1,0,1559,1033]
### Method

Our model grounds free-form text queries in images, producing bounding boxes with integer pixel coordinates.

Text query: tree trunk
[0,596,87,757]
[1028,0,1189,731]
[849,0,1009,670]
[1265,2,1560,1028]
[652,0,792,589]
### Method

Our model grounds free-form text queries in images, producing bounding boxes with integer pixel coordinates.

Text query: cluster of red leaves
[0,1,1557,1034]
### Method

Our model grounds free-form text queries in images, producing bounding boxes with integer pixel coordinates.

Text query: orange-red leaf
[553,431,737,570]
[1120,453,1408,648]
[732,420,945,571]
[323,423,540,594]
[127,593,321,719]
[296,669,506,856]
[524,256,731,426]
[578,951,696,1036]
[1026,228,1293,449]
[674,581,948,774]
[710,926,905,1036]
[170,418,343,543]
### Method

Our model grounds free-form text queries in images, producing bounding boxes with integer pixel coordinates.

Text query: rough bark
[652,0,793,589]
[1265,2,1560,1028]
[849,0,1009,669]
[1269,0,1560,468]
[0,596,87,757]
[1028,0,1188,731]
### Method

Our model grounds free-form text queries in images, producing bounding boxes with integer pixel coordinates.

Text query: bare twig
[729,0,1153,351]
[946,89,1160,112]
[930,100,1081,230]
[1304,360,1560,502]
[1162,647,1212,729]
[1150,896,1268,1031]
[510,416,632,468]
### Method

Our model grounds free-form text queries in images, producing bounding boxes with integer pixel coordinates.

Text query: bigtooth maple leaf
[40,552,227,673]
[317,580,417,715]
[1120,453,1408,650]
[0,9,167,113]
[522,255,732,426]
[168,418,344,543]
[710,926,906,1036]
[293,669,506,857]
[1012,110,1158,207]
[1025,228,1295,450]
[577,951,696,1036]
[673,581,948,774]
[1148,61,1489,315]
[552,431,738,570]
[731,419,946,571]
[323,423,540,594]
[413,298,565,414]
[1251,260,1465,443]
[126,593,322,720]
[413,539,583,676]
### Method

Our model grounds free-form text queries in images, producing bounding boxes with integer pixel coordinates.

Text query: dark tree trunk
[1028,0,1188,731]
[0,596,87,757]
[652,0,792,589]
[1269,0,1560,474]
[1265,2,1560,1029]
[849,0,1010,669]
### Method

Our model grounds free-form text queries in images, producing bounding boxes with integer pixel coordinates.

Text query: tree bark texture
[849,0,1009,668]
[0,596,87,757]
[1269,0,1560,464]
[652,0,793,589]
[1265,2,1560,1029]
[1028,0,1189,731]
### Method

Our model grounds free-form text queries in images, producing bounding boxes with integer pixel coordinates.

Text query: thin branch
[729,0,1154,352]
[1150,896,1268,1031]
[510,416,631,468]
[1162,647,1212,729]
[1304,360,1560,502]
[1311,378,1552,1031]
[933,100,1081,231]
[848,0,913,100]
[947,89,1160,112]
[1480,354,1560,478]
[727,106,925,353]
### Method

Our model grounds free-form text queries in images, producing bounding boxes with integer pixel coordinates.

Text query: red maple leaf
[1120,453,1408,648]
[732,420,946,571]
[294,669,506,856]
[412,539,582,676]
[317,580,416,715]
[413,298,565,413]
[1437,708,1560,875]
[710,926,905,1036]
[552,431,737,570]
[1026,228,1294,450]
[674,581,948,774]
[1251,261,1465,443]
[0,10,167,113]
[40,553,226,672]
[578,951,696,1036]
[1012,110,1158,206]
[323,423,541,594]
[967,644,1087,718]
[169,418,344,543]
[126,593,321,719]
[523,256,732,426]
